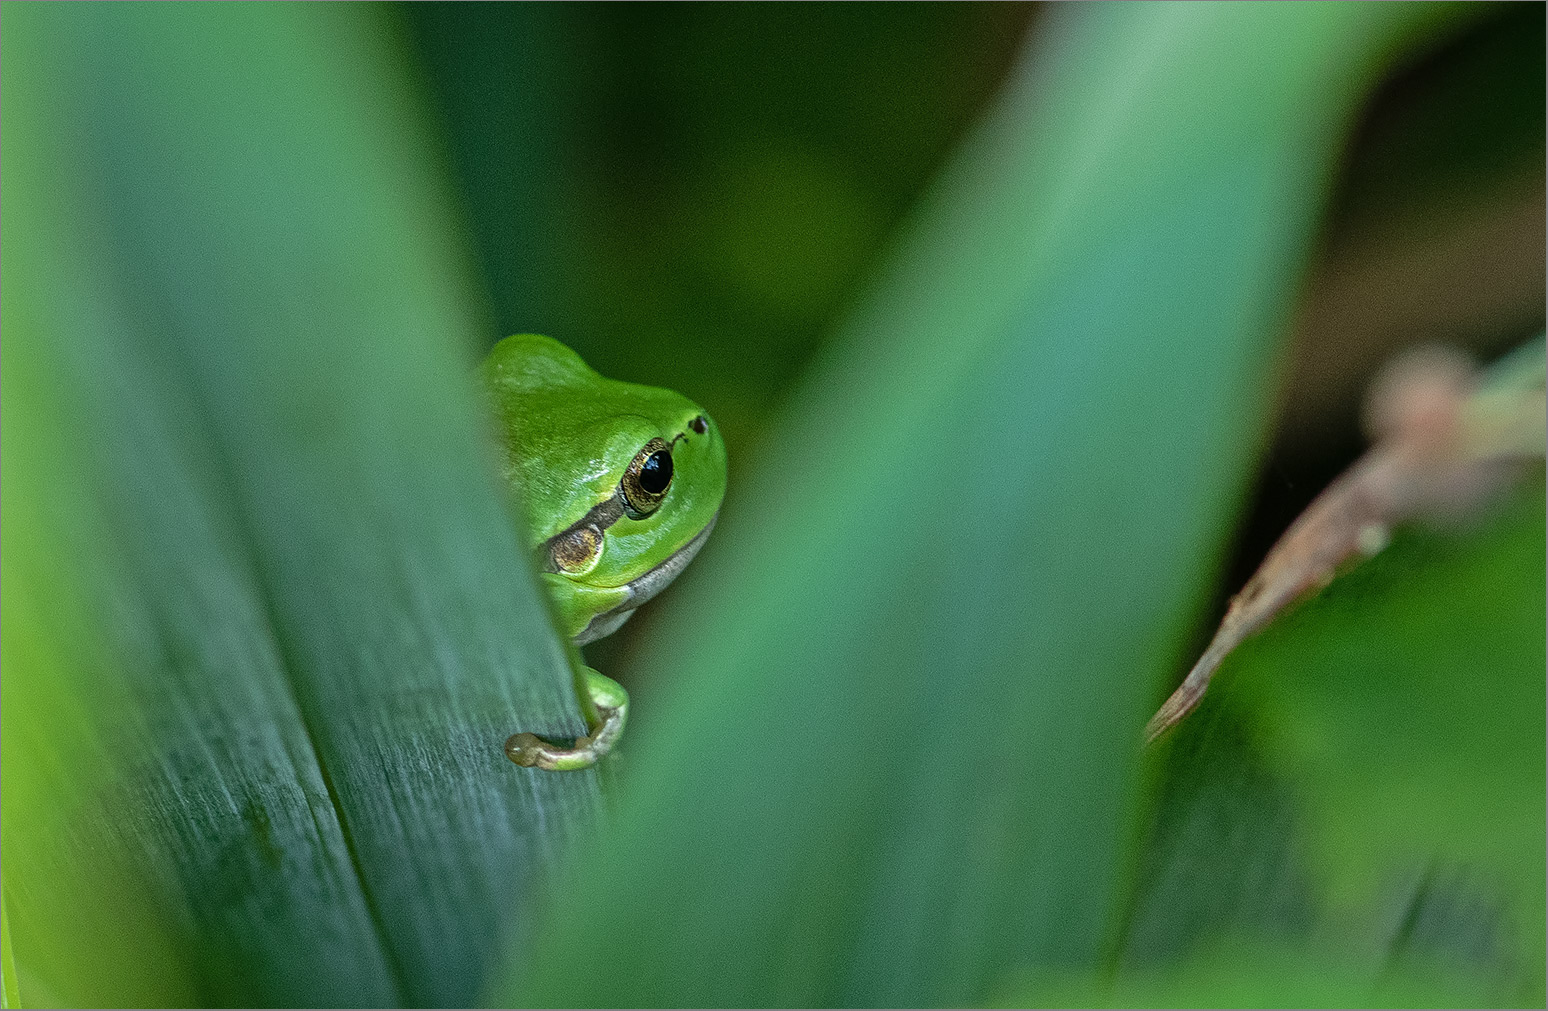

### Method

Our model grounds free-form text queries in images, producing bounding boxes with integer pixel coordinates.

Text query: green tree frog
[480,334,727,770]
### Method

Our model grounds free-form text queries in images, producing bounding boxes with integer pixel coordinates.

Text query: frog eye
[621,437,673,518]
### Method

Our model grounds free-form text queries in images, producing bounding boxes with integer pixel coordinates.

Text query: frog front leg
[505,666,628,771]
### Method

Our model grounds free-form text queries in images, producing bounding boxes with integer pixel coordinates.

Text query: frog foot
[505,695,626,772]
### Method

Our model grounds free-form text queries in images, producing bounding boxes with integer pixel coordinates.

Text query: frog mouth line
[573,511,718,645]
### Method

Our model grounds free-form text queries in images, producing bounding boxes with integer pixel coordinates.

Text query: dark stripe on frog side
[540,490,626,573]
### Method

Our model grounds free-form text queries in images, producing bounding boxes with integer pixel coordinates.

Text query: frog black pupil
[640,450,672,494]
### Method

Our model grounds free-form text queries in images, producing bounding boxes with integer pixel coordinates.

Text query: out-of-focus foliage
[1126,486,1545,1008]
[2,2,1542,1009]
[998,937,1509,1009]
[1,901,18,1008]
[1247,487,1543,973]
[403,3,1033,450]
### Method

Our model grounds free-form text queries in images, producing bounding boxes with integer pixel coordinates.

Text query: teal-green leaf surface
[3,5,598,1006]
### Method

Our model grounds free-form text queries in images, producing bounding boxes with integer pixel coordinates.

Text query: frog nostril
[689,415,708,435]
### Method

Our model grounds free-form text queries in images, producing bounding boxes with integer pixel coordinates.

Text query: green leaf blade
[505,4,1477,1008]
[4,5,595,1005]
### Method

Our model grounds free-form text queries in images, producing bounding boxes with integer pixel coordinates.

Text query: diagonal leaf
[3,5,597,1006]
[504,4,1477,1008]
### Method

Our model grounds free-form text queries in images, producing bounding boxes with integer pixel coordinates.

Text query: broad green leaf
[3,5,597,1006]
[504,4,1475,1008]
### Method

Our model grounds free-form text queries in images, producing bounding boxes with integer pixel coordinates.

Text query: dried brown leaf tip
[1145,338,1547,745]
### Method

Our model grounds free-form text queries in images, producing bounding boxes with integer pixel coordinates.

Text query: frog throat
[572,511,718,645]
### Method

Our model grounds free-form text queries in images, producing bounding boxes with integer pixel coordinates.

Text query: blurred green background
[3,3,1543,1008]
